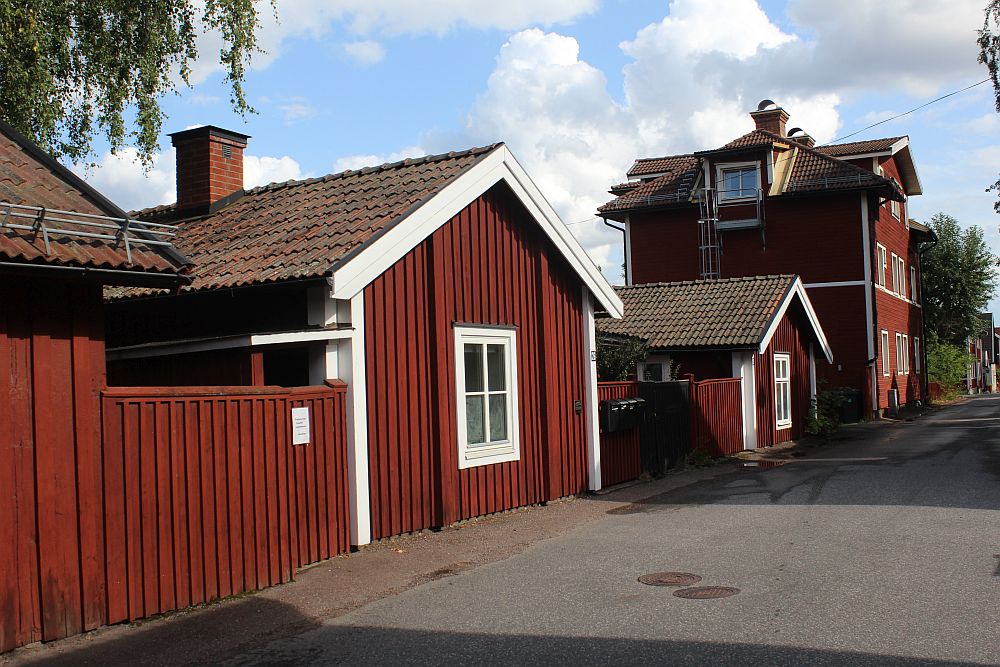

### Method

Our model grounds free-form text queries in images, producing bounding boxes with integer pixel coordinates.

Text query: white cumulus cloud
[343,40,387,65]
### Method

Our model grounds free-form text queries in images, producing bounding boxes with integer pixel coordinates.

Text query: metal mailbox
[599,396,646,433]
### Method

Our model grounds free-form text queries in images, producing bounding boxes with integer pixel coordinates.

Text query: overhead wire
[831,78,991,143]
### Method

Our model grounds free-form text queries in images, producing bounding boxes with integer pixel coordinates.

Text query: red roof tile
[816,137,904,157]
[596,275,796,349]
[627,154,696,178]
[599,156,700,213]
[132,144,502,292]
[0,123,185,276]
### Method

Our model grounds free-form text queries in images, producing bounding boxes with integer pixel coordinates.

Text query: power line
[565,216,599,226]
[831,78,991,143]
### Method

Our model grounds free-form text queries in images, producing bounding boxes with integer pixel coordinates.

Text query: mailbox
[599,396,646,433]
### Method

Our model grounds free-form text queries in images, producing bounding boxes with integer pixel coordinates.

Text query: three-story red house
[599,103,934,417]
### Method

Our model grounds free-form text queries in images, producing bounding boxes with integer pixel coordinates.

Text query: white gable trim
[758,277,834,363]
[329,145,624,318]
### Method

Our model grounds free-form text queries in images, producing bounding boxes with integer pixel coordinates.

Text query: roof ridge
[243,142,504,197]
[615,274,795,289]
[787,136,900,189]
[816,136,906,150]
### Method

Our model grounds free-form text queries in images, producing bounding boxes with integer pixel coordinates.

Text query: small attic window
[222,144,232,159]
[717,162,759,201]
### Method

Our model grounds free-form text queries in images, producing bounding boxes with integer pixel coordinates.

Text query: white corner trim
[344,292,371,546]
[624,214,633,286]
[758,277,834,364]
[329,145,624,318]
[582,287,601,490]
[861,196,875,360]
[731,351,757,451]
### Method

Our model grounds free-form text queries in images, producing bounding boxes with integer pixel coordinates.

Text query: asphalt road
[228,396,1000,666]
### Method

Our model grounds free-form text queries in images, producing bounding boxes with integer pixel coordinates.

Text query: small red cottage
[0,120,188,651]
[597,275,833,448]
[106,126,624,545]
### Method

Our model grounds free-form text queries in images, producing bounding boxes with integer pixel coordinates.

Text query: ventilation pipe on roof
[750,100,789,137]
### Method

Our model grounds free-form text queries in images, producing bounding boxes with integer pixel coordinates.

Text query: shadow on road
[223,624,986,666]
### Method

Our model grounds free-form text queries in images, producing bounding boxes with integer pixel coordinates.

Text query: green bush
[596,333,648,382]
[927,335,972,390]
[805,386,852,439]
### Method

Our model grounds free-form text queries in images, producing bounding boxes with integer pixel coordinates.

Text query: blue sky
[81,0,1000,313]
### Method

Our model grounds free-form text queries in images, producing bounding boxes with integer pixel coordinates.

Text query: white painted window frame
[881,330,890,376]
[454,325,520,469]
[715,161,760,202]
[895,332,905,375]
[774,353,792,429]
[637,360,670,382]
[890,252,900,293]
[914,336,921,373]
[910,265,917,302]
[891,198,901,220]
[876,243,887,288]
[902,334,909,374]
[898,256,906,297]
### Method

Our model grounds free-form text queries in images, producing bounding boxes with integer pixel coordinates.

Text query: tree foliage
[596,333,647,382]
[921,213,997,345]
[979,0,1000,211]
[926,334,973,389]
[0,0,269,167]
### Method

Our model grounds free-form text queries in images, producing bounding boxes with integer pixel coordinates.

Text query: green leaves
[921,213,997,345]
[979,1,1000,212]
[0,0,269,168]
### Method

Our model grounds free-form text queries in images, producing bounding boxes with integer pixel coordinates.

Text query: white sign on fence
[291,406,311,445]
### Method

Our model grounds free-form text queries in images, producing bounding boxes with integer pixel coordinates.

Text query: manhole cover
[673,586,740,599]
[637,572,702,587]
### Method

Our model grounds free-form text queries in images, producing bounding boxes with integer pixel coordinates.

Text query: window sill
[776,422,792,430]
[458,444,519,469]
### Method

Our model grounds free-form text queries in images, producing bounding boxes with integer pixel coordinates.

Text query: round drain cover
[673,586,740,599]
[637,572,702,587]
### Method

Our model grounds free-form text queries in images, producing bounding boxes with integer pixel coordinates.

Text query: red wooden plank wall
[365,183,590,540]
[690,378,744,457]
[99,383,350,626]
[597,381,642,487]
[0,279,105,651]
[754,306,811,447]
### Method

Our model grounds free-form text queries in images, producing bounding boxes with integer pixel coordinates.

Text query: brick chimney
[788,133,815,149]
[749,107,790,137]
[169,125,250,213]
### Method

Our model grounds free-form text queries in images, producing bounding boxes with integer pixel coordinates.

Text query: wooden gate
[690,377,744,457]
[638,380,691,473]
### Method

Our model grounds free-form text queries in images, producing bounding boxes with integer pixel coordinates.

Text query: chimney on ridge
[786,128,816,149]
[750,105,790,137]
[170,125,250,213]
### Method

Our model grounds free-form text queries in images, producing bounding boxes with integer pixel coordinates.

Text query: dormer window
[717,162,759,201]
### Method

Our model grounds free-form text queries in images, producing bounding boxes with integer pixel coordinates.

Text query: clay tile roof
[784,143,900,198]
[712,129,780,152]
[627,154,697,178]
[0,124,185,276]
[134,143,502,292]
[815,137,904,157]
[599,156,700,213]
[595,275,796,350]
[608,181,640,195]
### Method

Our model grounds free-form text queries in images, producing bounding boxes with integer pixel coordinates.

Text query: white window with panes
[716,162,759,201]
[897,256,906,296]
[881,330,890,376]
[876,244,887,288]
[914,337,921,373]
[890,252,900,293]
[454,326,520,469]
[774,353,792,428]
[895,332,905,375]
[910,266,917,301]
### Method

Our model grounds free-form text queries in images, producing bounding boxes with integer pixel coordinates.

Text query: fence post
[685,374,698,451]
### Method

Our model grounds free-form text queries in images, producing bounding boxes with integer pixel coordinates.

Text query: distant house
[0,120,188,650]
[967,313,995,393]
[106,126,623,545]
[596,275,832,448]
[598,103,935,417]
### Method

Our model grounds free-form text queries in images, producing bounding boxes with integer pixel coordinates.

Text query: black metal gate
[638,380,691,474]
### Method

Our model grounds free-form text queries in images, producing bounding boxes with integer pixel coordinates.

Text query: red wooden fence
[690,377,744,457]
[1,381,348,653]
[99,382,350,626]
[598,380,642,487]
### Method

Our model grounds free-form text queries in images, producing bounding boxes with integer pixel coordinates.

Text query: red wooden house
[966,312,995,393]
[106,126,623,546]
[0,120,189,651]
[599,103,935,418]
[597,275,832,449]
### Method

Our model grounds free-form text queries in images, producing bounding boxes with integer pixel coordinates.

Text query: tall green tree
[0,1,271,167]
[921,213,997,344]
[979,0,1000,211]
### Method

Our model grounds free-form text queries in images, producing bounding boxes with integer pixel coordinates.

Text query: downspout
[602,215,628,285]
[918,233,938,401]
